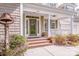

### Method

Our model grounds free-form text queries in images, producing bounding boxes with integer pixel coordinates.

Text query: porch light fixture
[0,13,14,55]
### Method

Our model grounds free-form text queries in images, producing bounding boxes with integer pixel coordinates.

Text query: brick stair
[27,38,52,48]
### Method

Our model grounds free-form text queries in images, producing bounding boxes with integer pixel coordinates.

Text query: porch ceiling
[0,3,19,7]
[23,3,76,16]
[24,11,70,20]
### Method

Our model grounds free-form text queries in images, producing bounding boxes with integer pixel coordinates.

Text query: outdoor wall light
[0,13,14,55]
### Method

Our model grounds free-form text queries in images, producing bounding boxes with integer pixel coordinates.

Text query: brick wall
[0,3,20,41]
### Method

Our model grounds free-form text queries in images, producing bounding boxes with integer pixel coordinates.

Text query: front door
[29,19,37,36]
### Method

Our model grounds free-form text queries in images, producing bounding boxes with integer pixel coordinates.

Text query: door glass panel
[50,20,58,29]
[29,19,37,36]
[37,20,39,33]
[26,20,28,34]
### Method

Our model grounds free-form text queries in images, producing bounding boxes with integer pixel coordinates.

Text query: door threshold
[27,36,48,40]
[27,36,40,39]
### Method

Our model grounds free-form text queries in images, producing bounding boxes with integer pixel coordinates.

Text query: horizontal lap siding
[50,18,79,35]
[60,18,71,34]
[50,29,60,35]
[60,18,79,34]
[0,4,20,40]
[73,23,79,34]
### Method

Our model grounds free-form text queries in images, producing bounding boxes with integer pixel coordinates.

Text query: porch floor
[27,37,48,40]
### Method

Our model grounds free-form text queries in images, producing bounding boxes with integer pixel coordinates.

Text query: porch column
[70,9,75,34]
[20,3,23,35]
[48,14,51,37]
[70,16,73,34]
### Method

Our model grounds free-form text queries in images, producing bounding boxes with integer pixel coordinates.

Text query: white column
[70,9,75,34]
[48,14,51,37]
[70,16,73,34]
[20,3,23,35]
[59,20,61,35]
[39,18,41,37]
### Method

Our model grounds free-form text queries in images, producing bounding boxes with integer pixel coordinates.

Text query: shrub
[0,34,27,56]
[6,45,27,56]
[9,34,26,49]
[67,34,79,42]
[42,32,48,37]
[54,35,67,45]
[7,34,27,56]
[70,42,79,46]
[47,34,79,46]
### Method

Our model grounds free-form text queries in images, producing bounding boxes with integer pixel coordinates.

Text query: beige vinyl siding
[0,3,20,41]
[60,18,71,34]
[73,22,79,34]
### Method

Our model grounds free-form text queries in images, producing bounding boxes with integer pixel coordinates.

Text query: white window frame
[50,20,58,29]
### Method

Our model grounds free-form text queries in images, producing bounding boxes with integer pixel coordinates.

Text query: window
[50,20,58,29]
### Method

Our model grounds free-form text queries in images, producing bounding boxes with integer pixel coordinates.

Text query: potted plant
[42,32,48,37]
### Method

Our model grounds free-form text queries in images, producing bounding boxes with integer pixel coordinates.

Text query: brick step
[28,38,52,48]
[28,42,52,48]
[28,38,47,42]
[28,40,50,45]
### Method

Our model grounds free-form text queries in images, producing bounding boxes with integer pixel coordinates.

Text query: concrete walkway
[24,45,79,56]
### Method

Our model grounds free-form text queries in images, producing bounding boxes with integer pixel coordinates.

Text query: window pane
[50,20,58,29]
[26,20,28,34]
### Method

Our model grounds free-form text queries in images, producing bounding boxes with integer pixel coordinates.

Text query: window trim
[50,20,58,29]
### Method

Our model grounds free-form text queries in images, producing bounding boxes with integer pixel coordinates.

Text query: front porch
[23,11,63,38]
[23,3,77,39]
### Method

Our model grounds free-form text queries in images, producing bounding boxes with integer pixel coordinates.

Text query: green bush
[0,34,27,56]
[9,34,26,49]
[6,46,27,56]
[5,34,27,56]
